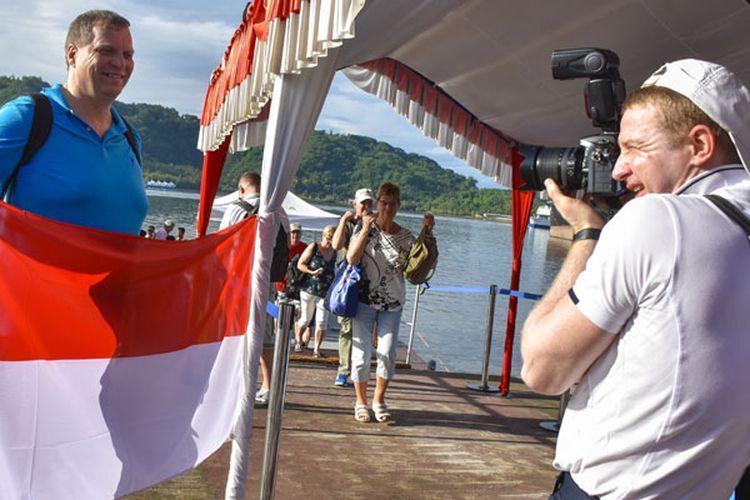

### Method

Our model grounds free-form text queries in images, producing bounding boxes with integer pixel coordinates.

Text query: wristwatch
[573,228,601,241]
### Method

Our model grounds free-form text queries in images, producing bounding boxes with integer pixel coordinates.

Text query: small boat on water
[529,204,551,229]
[146,179,177,190]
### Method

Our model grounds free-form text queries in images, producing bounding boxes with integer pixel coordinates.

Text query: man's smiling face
[67,23,134,103]
[612,102,693,196]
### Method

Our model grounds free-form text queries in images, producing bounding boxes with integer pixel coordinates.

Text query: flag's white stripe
[0,336,244,499]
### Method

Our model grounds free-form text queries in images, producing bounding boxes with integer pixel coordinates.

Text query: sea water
[143,189,568,377]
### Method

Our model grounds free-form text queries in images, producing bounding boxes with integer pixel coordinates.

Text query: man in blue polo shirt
[0,9,147,234]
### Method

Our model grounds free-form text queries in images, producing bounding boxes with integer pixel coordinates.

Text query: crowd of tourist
[245,181,435,427]
[139,219,186,240]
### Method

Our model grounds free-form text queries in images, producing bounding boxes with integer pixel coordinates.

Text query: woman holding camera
[346,181,435,422]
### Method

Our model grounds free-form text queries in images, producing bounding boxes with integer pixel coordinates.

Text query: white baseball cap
[353,188,374,204]
[642,59,750,174]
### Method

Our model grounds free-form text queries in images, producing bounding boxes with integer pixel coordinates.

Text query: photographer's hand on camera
[544,178,606,235]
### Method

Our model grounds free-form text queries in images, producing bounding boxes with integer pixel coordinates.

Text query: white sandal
[372,402,392,423]
[354,404,371,423]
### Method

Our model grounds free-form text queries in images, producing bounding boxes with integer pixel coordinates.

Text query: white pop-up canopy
[193,2,750,496]
[212,190,339,231]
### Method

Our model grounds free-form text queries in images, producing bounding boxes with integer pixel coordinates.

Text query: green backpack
[404,225,438,285]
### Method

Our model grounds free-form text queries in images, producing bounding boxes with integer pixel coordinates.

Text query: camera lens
[519,146,585,191]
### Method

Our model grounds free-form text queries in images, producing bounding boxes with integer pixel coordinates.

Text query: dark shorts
[550,472,597,500]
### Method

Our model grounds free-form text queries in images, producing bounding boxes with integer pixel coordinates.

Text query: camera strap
[705,194,750,240]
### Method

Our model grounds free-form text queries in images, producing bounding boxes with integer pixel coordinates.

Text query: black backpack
[1,93,140,202]
[234,198,290,282]
[284,252,308,300]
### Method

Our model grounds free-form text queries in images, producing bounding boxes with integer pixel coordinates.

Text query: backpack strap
[1,93,53,201]
[234,198,259,218]
[705,194,750,240]
[1,96,141,202]
[121,117,142,167]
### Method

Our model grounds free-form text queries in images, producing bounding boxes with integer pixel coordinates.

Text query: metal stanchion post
[259,299,295,500]
[539,388,572,433]
[467,284,500,393]
[405,286,422,365]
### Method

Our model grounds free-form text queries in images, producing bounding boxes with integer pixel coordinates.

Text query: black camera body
[520,48,626,196]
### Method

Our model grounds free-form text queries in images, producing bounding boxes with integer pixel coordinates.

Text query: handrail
[404,283,542,370]
[421,284,542,300]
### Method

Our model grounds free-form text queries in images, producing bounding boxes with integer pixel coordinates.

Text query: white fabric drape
[199,0,364,154]
[342,65,514,187]
[224,48,340,500]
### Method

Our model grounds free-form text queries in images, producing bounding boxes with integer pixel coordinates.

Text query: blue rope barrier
[420,283,542,301]
[426,285,489,294]
[265,285,540,317]
[501,289,543,301]
[266,301,279,318]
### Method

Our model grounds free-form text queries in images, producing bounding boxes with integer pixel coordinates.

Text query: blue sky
[0,0,501,188]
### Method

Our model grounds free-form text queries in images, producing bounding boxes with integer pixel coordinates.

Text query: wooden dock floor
[129,361,560,499]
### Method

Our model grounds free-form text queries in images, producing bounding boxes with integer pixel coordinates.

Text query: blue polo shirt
[0,84,148,234]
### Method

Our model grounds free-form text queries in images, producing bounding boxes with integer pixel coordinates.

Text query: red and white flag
[0,201,255,498]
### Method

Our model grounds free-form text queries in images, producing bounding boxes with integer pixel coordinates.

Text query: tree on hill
[1,74,518,217]
[0,76,49,104]
[114,102,203,168]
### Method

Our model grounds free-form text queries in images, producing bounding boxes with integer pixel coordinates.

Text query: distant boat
[529,204,551,229]
[146,179,177,190]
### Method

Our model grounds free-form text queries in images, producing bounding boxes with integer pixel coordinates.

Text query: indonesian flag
[0,201,255,498]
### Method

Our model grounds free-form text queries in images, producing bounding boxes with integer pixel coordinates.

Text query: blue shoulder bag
[324,260,361,317]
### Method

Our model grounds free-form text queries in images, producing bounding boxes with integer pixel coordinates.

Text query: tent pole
[405,286,421,365]
[500,152,535,396]
[500,262,521,396]
[196,138,231,237]
[259,300,295,499]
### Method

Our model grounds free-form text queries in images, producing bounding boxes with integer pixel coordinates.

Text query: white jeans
[350,303,402,382]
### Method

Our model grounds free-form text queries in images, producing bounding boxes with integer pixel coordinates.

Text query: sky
[0,0,502,188]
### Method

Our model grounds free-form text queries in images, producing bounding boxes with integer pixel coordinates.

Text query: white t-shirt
[219,193,259,230]
[557,166,750,498]
[353,223,413,311]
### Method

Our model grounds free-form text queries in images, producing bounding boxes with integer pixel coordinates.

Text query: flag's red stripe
[0,202,255,361]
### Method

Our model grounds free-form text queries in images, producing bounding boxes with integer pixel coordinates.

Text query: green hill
[0,75,514,216]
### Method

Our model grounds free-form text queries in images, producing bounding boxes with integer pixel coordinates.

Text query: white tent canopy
[212,190,340,231]
[209,0,750,181]
[196,1,750,496]
[216,0,750,190]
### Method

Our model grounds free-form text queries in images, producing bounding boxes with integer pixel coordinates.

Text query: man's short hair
[65,10,130,63]
[238,171,261,191]
[623,86,741,163]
